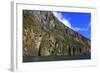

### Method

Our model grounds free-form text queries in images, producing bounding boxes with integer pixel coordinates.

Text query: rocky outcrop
[23,10,91,57]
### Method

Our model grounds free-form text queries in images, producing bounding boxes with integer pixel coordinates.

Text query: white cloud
[61,19,71,28]
[53,12,90,31]
[74,27,88,31]
[53,12,63,19]
[53,12,72,28]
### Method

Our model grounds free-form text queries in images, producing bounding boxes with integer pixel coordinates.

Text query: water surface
[23,55,91,62]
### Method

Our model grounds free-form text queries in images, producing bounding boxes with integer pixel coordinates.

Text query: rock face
[23,10,91,57]
[23,29,42,56]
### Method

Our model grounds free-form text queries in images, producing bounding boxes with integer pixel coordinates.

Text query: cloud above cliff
[53,12,90,32]
[53,12,72,28]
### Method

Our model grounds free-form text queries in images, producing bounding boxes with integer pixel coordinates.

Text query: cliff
[23,10,91,57]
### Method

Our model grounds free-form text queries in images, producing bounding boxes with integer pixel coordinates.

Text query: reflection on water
[23,55,91,62]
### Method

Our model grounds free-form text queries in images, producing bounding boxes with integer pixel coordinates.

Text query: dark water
[23,55,91,62]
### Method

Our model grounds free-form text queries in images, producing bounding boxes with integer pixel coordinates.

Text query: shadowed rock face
[23,10,91,57]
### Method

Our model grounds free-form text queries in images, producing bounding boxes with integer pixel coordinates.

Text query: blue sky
[53,11,91,40]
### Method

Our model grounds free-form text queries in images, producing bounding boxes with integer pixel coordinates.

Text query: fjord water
[23,55,91,62]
